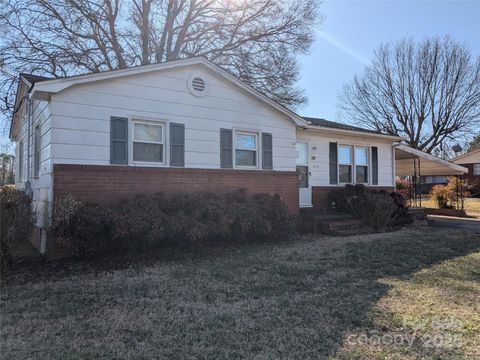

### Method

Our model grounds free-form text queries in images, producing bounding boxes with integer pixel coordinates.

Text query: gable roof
[302,116,402,140]
[303,117,384,134]
[10,58,405,142]
[19,73,51,84]
[26,57,308,127]
[452,148,480,164]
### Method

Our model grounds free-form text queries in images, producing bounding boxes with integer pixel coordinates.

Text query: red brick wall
[311,186,395,212]
[53,164,299,214]
[461,163,480,197]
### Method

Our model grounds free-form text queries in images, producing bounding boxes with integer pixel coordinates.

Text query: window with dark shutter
[110,116,128,164]
[262,133,273,169]
[329,142,338,184]
[170,123,185,167]
[372,146,378,185]
[220,129,233,168]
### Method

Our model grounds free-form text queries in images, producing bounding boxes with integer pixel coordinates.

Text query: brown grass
[420,197,480,217]
[1,227,479,359]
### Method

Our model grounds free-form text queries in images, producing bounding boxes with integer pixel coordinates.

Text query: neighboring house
[452,149,480,196]
[419,175,448,194]
[10,57,403,255]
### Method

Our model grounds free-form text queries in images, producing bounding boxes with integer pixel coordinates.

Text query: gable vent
[188,73,209,97]
[191,77,205,92]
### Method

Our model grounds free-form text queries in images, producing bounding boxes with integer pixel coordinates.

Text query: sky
[297,0,480,121]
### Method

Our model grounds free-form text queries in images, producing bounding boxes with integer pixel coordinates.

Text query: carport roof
[395,144,468,176]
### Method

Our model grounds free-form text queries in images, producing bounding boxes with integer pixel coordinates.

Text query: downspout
[25,94,33,197]
[392,142,401,189]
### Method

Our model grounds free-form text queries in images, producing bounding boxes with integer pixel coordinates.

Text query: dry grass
[1,227,479,359]
[420,197,480,217]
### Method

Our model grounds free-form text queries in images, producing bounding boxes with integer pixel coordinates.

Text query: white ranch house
[10,57,467,255]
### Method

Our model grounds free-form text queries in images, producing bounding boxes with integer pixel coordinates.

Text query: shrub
[1,187,36,273]
[351,192,398,231]
[327,184,367,212]
[51,191,297,258]
[51,196,114,257]
[389,191,413,226]
[395,178,412,201]
[327,186,411,230]
[430,177,469,209]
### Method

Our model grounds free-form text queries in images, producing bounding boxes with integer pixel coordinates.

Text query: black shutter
[329,142,338,185]
[372,146,378,185]
[220,129,233,168]
[262,133,273,170]
[170,123,185,167]
[110,116,128,164]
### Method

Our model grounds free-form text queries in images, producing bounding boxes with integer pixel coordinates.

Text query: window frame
[234,130,259,169]
[474,163,480,176]
[130,119,166,165]
[338,144,353,184]
[355,146,369,185]
[337,144,371,185]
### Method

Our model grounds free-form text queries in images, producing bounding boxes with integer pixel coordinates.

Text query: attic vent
[187,73,209,97]
[192,77,205,91]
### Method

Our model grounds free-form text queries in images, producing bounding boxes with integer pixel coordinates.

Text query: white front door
[296,141,312,207]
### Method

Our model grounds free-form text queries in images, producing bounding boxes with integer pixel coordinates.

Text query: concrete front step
[299,211,367,235]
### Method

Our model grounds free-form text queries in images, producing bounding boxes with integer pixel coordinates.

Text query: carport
[395,144,469,208]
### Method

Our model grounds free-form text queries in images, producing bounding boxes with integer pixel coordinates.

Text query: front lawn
[1,228,479,359]
[420,197,480,217]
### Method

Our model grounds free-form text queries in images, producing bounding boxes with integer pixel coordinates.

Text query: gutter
[302,124,404,141]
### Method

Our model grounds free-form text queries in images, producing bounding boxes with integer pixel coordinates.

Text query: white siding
[49,65,297,171]
[296,129,395,187]
[15,99,53,231]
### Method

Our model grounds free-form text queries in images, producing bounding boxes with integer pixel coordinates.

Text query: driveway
[428,215,480,233]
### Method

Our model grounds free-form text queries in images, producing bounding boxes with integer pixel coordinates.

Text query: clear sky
[297,0,480,121]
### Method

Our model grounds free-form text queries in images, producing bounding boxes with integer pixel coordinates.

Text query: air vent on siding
[187,73,209,97]
[191,77,205,92]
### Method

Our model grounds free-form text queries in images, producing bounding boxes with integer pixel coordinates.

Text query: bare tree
[467,133,480,152]
[0,0,321,134]
[340,37,480,153]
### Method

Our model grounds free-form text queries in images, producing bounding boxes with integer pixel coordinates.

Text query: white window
[235,131,258,167]
[474,163,480,176]
[338,145,353,183]
[355,147,369,184]
[132,121,164,163]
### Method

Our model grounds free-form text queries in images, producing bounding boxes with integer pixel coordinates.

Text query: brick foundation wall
[311,186,395,212]
[53,164,299,214]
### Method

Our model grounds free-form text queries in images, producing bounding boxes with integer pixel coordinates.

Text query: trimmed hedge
[328,184,412,230]
[52,190,296,258]
[1,187,36,273]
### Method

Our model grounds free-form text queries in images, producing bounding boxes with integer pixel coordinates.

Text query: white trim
[338,144,353,184]
[130,119,167,166]
[234,129,259,169]
[354,146,369,185]
[296,140,312,208]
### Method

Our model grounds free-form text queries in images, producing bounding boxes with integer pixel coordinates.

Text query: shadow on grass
[2,227,480,359]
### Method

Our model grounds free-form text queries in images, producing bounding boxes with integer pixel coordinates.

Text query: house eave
[301,124,403,141]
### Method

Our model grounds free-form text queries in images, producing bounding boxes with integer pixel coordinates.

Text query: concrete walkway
[428,215,480,233]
